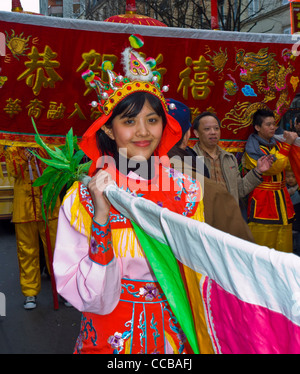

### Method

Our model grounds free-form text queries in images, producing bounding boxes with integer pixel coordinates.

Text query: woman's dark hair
[193,112,221,132]
[96,92,167,158]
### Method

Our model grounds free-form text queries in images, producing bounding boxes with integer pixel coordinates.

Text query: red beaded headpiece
[80,34,182,176]
[82,34,169,115]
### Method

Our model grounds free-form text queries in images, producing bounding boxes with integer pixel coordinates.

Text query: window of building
[248,0,260,17]
[73,3,80,14]
[219,0,224,21]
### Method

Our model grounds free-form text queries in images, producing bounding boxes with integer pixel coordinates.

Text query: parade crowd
[4,40,300,354]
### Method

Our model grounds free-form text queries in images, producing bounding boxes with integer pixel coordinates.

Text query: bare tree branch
[84,0,274,32]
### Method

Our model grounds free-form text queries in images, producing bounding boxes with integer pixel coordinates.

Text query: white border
[0,11,295,45]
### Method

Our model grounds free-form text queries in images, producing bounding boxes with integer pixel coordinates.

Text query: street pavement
[0,220,81,354]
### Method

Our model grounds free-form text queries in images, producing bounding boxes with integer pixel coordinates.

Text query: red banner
[291,2,300,33]
[1,12,300,151]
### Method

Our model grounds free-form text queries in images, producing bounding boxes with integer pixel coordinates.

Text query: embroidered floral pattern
[75,280,188,354]
[74,316,97,354]
[90,236,98,254]
[92,222,111,237]
[90,221,112,255]
[163,167,200,216]
[163,302,187,354]
[138,311,146,348]
[121,280,164,301]
[107,320,133,353]
[79,183,94,215]
[139,283,159,301]
[110,213,127,224]
[107,332,124,350]
[150,313,160,348]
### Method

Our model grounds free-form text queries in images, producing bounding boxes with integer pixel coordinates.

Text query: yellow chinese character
[297,12,300,29]
[68,103,87,120]
[17,45,63,96]
[4,98,22,117]
[177,65,192,99]
[190,107,202,122]
[177,56,214,100]
[47,101,65,120]
[77,49,102,73]
[26,98,45,119]
[77,50,118,96]
[0,76,7,88]
[90,106,102,121]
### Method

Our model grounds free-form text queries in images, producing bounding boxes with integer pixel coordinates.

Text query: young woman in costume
[52,37,252,354]
[52,36,205,353]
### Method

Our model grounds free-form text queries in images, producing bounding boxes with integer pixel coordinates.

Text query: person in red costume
[244,108,298,252]
[53,36,253,354]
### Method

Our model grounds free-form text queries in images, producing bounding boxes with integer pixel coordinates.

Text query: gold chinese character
[77,50,118,96]
[47,101,65,120]
[17,45,63,96]
[177,56,214,100]
[0,76,7,88]
[4,98,22,117]
[190,107,202,122]
[77,49,102,73]
[68,103,87,120]
[90,106,102,121]
[177,62,192,100]
[26,98,45,119]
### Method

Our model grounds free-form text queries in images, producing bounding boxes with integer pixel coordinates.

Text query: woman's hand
[88,169,114,225]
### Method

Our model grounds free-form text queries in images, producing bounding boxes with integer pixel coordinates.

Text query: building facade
[39,0,85,18]
[240,0,291,34]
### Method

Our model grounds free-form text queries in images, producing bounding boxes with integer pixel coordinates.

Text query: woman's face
[103,100,163,161]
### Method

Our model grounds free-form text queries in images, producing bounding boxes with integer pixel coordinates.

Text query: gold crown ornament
[82,34,170,115]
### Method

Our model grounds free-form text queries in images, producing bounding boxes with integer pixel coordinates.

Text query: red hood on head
[79,104,182,176]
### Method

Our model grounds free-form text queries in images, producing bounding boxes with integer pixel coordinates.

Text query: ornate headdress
[80,34,182,175]
[82,34,170,116]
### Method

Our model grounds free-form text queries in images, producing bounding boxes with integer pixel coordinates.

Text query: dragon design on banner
[0,12,299,158]
[220,47,297,135]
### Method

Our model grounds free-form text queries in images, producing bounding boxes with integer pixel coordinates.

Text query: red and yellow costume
[54,161,203,354]
[244,135,294,252]
[5,146,60,296]
[53,35,254,354]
